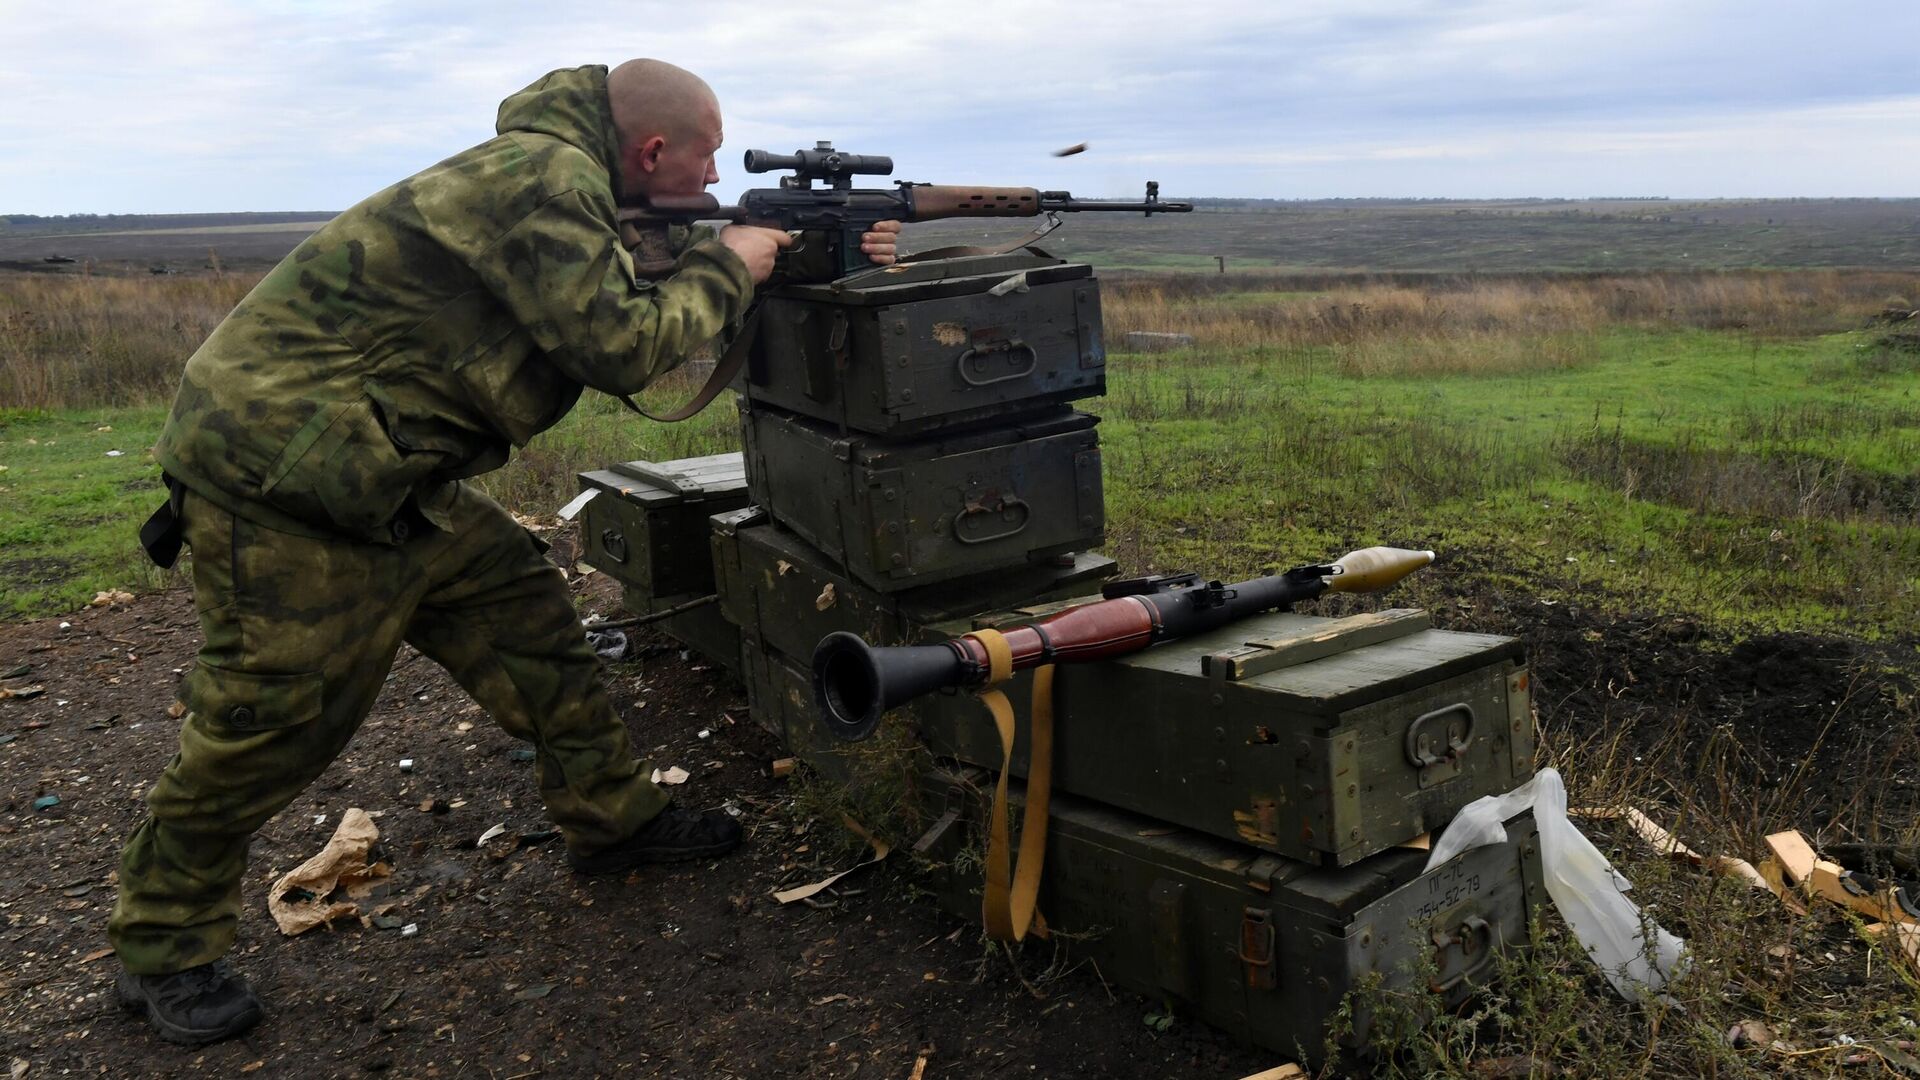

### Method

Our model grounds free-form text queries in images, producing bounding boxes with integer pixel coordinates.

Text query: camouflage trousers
[109,483,667,975]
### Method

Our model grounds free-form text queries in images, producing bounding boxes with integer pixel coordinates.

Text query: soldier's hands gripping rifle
[811,547,1435,742]
[619,141,1192,277]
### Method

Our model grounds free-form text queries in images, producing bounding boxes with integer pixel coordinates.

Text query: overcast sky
[3,0,1917,214]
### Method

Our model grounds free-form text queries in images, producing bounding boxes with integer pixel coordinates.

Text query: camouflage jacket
[155,65,755,543]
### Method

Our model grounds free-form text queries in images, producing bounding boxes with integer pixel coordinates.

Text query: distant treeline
[0,211,338,237]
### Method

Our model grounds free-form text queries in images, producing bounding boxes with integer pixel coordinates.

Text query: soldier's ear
[636,135,668,174]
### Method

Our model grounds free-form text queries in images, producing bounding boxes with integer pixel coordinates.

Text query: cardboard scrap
[1572,805,1768,891]
[1886,923,1920,966]
[1725,1019,1781,1051]
[1236,1066,1306,1080]
[1765,829,1917,927]
[1754,857,1809,915]
[555,488,599,521]
[1618,808,1769,890]
[268,808,391,935]
[650,766,691,786]
[773,815,890,904]
[1765,830,1819,883]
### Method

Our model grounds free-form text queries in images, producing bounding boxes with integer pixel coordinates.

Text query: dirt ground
[2,559,1914,1078]
[0,569,1280,1079]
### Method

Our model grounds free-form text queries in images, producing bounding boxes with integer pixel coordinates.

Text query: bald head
[607,59,718,146]
[606,59,723,200]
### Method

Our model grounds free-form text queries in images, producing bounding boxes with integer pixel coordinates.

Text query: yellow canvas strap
[974,629,1055,942]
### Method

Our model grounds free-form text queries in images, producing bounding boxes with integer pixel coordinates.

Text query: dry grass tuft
[0,271,258,408]
[1102,270,1919,377]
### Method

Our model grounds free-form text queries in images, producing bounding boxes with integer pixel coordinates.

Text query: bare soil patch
[0,577,1272,1079]
[2,566,1912,1077]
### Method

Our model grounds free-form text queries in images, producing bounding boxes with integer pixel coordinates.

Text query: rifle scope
[744,141,894,186]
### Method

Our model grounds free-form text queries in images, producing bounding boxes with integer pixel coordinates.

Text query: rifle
[811,547,1435,741]
[618,141,1192,277]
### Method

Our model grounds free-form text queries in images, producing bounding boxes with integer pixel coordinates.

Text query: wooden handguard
[908,184,1044,219]
[954,595,1159,672]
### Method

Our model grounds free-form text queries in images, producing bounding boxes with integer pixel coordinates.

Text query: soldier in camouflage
[110,59,901,1045]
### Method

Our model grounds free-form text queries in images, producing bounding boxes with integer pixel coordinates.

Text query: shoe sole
[568,838,741,875]
[117,975,264,1046]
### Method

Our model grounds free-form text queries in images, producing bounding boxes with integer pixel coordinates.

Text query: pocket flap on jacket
[187,662,324,732]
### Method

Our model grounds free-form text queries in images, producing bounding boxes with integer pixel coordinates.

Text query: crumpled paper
[586,628,629,661]
[268,808,391,935]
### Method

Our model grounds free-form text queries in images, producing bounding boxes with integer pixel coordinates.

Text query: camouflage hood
[494,64,625,189]
[155,64,754,544]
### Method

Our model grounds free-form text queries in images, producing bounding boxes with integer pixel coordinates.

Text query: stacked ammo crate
[577,250,1546,1065]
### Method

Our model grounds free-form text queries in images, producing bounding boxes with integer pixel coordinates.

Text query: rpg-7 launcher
[619,141,1192,277]
[811,547,1435,742]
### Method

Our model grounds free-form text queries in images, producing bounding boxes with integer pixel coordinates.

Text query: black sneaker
[569,802,744,874]
[117,960,264,1045]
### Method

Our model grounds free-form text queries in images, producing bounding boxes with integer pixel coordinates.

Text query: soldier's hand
[718,225,796,284]
[862,220,903,265]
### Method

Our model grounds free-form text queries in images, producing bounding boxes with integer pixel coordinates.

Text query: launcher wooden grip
[954,596,1158,671]
[909,185,1044,219]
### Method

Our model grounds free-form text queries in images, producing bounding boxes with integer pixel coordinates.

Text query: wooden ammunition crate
[744,252,1104,436]
[907,604,1535,866]
[767,574,1533,867]
[740,403,1104,593]
[915,767,1544,1066]
[575,454,751,672]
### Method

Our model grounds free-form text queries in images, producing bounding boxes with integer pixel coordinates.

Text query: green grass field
[0,407,177,616]
[1097,325,1919,638]
[10,315,1913,641]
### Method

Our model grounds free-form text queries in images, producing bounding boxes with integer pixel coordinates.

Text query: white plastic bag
[1425,767,1687,999]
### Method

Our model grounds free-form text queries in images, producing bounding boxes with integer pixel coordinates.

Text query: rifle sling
[617,304,762,423]
[899,218,1060,264]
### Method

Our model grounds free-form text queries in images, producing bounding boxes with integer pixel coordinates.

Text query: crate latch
[1238,907,1277,990]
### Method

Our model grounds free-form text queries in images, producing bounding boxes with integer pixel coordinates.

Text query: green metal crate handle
[1405,703,1476,768]
[954,495,1031,544]
[956,341,1038,387]
[1429,915,1497,994]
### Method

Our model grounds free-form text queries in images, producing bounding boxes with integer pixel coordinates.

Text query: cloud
[1,0,1914,212]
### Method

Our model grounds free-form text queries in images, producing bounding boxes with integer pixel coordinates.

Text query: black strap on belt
[138,474,188,569]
